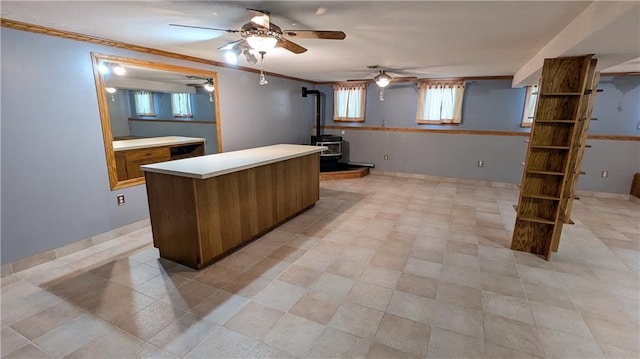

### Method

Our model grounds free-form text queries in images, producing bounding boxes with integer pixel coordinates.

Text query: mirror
[91,53,222,190]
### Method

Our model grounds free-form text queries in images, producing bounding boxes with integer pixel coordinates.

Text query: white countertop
[113,136,205,152]
[141,144,326,179]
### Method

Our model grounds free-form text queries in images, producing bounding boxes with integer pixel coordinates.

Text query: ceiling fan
[171,8,345,85]
[348,66,417,101]
[170,8,346,58]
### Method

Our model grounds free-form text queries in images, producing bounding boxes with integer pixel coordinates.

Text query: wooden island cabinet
[141,144,325,269]
[114,136,205,181]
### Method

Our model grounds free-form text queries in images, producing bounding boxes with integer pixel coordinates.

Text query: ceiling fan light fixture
[105,87,117,94]
[246,34,278,52]
[374,71,392,88]
[203,79,215,92]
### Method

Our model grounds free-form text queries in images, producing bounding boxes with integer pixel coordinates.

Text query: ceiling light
[98,63,109,74]
[374,71,392,88]
[246,34,278,52]
[203,79,215,102]
[203,79,215,92]
[105,87,117,102]
[243,49,258,65]
[113,65,126,76]
[224,49,239,65]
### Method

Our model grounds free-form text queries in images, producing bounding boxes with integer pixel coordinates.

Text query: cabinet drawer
[126,147,170,162]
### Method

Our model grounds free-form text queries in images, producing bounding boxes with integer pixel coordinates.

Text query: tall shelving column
[562,60,600,222]
[511,55,596,260]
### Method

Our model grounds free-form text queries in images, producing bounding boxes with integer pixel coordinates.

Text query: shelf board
[534,120,576,124]
[522,193,561,200]
[517,215,555,225]
[531,145,571,150]
[527,170,565,176]
[540,92,582,96]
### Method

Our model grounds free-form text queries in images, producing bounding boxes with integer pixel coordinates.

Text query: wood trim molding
[588,134,640,141]
[129,118,216,125]
[0,18,314,84]
[321,125,530,137]
[320,125,640,141]
[316,75,514,86]
[601,72,640,77]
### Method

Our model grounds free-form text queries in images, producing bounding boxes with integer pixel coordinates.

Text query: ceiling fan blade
[218,39,245,51]
[277,39,307,54]
[169,24,239,33]
[247,8,270,29]
[283,30,346,40]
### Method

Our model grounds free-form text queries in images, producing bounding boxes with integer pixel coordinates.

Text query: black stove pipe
[302,87,322,141]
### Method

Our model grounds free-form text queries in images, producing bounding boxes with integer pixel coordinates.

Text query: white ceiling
[2,1,639,84]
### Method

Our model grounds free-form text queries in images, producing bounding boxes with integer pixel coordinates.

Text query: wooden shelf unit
[511,55,599,260]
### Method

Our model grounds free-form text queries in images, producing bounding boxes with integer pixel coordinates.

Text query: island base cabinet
[144,153,320,269]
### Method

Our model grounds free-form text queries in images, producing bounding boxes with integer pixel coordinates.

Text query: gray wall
[320,78,640,193]
[340,130,640,193]
[108,90,132,138]
[318,80,530,131]
[1,27,314,263]
[129,121,218,155]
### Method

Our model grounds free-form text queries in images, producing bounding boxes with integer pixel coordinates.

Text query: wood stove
[312,134,343,171]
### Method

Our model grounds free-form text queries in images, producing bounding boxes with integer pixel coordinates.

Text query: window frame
[416,81,466,125]
[333,84,366,122]
[521,85,538,128]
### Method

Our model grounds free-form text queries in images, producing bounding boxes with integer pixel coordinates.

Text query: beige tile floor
[1,174,639,358]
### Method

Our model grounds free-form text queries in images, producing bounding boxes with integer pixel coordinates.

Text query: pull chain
[259,51,268,85]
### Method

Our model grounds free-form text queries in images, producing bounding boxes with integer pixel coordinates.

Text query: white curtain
[333,84,366,122]
[416,82,465,124]
[171,93,192,117]
[134,91,155,116]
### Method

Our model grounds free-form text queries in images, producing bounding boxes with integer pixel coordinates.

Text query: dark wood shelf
[527,170,565,176]
[517,215,555,225]
[531,145,571,150]
[534,120,576,124]
[522,193,561,200]
[540,92,582,96]
[512,55,598,260]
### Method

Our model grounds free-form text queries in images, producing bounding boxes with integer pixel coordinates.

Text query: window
[416,82,465,124]
[134,91,155,116]
[521,85,538,127]
[171,93,193,117]
[333,84,366,122]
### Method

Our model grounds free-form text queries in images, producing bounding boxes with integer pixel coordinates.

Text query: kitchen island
[141,144,325,269]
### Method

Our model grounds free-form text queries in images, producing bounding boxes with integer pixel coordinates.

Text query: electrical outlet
[341,130,345,135]
[117,194,125,206]
[601,171,608,178]
[384,154,389,160]
[477,160,484,168]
